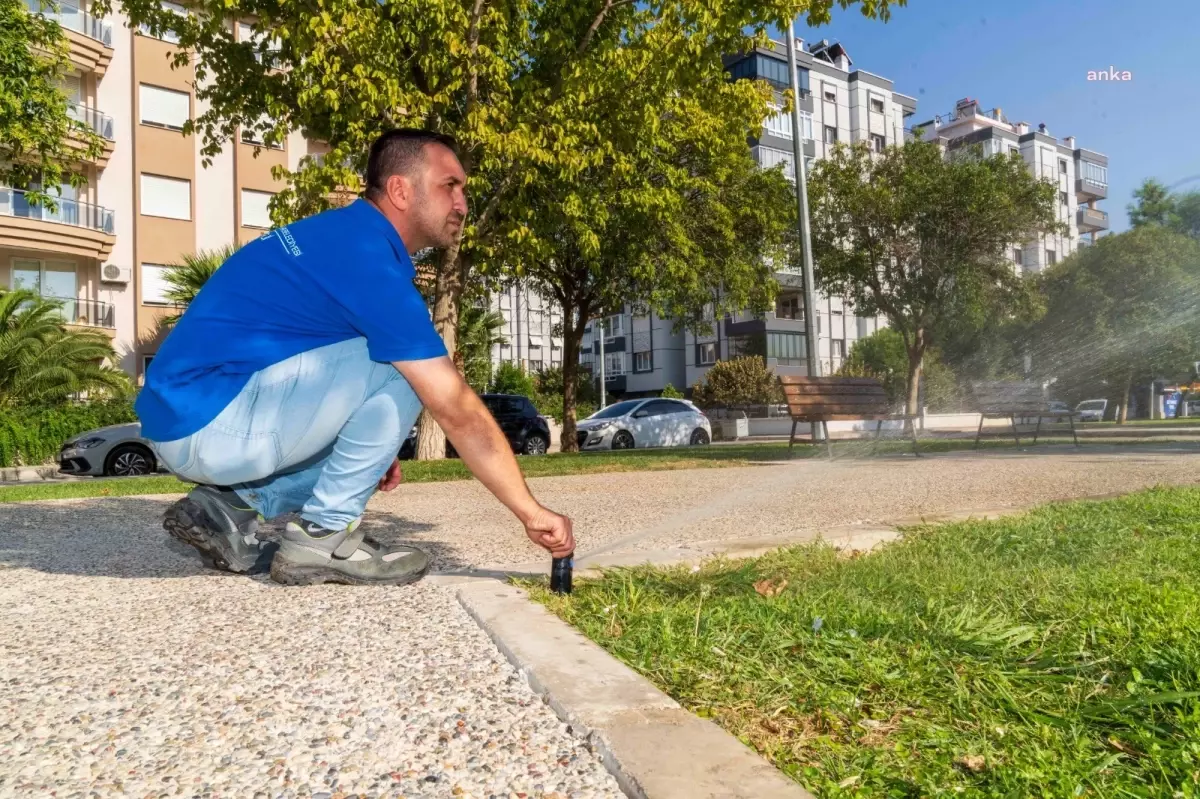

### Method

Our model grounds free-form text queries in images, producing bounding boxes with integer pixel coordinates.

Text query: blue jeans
[152,338,423,531]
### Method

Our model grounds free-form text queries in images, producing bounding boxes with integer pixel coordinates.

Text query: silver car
[575,398,712,451]
[59,422,161,477]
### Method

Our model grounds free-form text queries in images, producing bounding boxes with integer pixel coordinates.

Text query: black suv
[399,393,551,459]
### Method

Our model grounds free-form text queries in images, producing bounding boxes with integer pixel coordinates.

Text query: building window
[1081,161,1108,186]
[240,189,274,229]
[754,146,795,182]
[869,97,885,113]
[1013,247,1024,265]
[603,351,625,376]
[823,87,836,102]
[241,124,285,150]
[831,339,846,358]
[763,107,792,140]
[138,84,190,130]
[767,331,806,365]
[1009,145,1019,156]
[1060,190,1068,206]
[139,174,191,220]
[870,133,886,153]
[1046,249,1057,266]
[823,125,838,144]
[634,351,652,372]
[698,342,717,366]
[600,313,624,338]
[775,294,803,320]
[1059,159,1068,174]
[139,0,186,43]
[140,263,172,305]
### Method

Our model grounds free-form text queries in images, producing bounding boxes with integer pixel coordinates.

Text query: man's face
[408,144,468,250]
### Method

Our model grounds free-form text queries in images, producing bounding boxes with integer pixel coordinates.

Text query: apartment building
[4,0,315,380]
[582,38,910,398]
[916,98,1110,273]
[488,284,564,374]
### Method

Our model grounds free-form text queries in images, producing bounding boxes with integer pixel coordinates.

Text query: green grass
[532,487,1200,798]
[0,435,1174,504]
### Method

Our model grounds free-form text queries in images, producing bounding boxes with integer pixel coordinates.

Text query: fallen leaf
[957,755,986,773]
[753,578,788,597]
[1108,737,1142,757]
[837,775,860,788]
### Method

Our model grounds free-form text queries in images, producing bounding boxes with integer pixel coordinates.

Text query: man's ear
[386,173,412,211]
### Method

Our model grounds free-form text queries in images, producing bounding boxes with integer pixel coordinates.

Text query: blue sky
[786,0,1200,232]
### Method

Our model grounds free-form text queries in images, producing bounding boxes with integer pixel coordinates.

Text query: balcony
[46,295,116,336]
[25,0,114,76]
[1077,207,1109,233]
[66,102,116,167]
[0,188,115,260]
[1075,176,1108,201]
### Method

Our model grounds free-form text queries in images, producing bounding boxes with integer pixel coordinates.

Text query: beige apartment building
[4,0,318,380]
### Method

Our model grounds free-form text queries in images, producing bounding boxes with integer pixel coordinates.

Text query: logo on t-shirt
[274,226,302,256]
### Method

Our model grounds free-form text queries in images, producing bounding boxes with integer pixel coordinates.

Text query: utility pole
[598,318,607,409]
[786,22,824,440]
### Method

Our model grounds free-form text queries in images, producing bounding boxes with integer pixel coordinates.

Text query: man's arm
[393,356,574,557]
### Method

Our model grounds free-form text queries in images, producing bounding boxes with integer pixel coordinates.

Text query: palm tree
[0,290,131,407]
[457,304,507,392]
[159,245,236,327]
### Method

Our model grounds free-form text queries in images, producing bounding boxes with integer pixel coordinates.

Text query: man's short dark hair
[364,129,460,199]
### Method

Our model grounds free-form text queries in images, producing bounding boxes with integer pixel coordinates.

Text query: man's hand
[378,458,403,492]
[524,506,575,558]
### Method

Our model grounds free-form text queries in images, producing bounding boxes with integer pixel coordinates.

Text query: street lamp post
[785,22,824,441]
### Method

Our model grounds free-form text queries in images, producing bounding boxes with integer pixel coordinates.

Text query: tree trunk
[1117,372,1133,425]
[415,244,467,460]
[558,298,591,453]
[904,331,926,426]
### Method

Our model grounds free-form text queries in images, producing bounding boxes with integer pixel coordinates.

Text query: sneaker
[163,485,278,574]
[270,518,430,586]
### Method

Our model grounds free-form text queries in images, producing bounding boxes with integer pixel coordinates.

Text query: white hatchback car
[575,398,712,451]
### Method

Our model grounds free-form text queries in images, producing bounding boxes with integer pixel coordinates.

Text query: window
[823,125,838,144]
[1046,249,1057,266]
[140,0,186,43]
[603,351,625,376]
[1013,247,1024,265]
[1081,161,1108,186]
[870,133,886,153]
[755,146,794,182]
[869,97,885,113]
[1009,145,1019,156]
[767,331,806,365]
[140,263,172,305]
[639,400,686,418]
[831,339,846,358]
[823,87,837,102]
[763,107,792,140]
[775,294,803,320]
[634,351,652,372]
[698,342,717,366]
[601,313,624,338]
[139,174,191,220]
[1060,190,1069,206]
[241,123,285,150]
[240,189,274,229]
[1059,159,1068,174]
[138,84,189,130]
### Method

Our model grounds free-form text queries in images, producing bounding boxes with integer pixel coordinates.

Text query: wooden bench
[780,376,921,459]
[969,381,1079,448]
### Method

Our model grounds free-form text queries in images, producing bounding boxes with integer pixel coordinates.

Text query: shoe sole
[163,497,276,574]
[269,556,430,587]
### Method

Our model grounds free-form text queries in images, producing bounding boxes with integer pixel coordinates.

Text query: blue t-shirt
[136,199,448,441]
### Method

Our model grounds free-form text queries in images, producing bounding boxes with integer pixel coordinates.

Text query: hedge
[0,400,138,468]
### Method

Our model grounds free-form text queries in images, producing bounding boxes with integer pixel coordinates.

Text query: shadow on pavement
[0,496,466,579]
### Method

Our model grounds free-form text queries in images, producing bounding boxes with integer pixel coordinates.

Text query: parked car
[59,423,160,477]
[1075,399,1108,423]
[399,394,552,459]
[575,398,711,451]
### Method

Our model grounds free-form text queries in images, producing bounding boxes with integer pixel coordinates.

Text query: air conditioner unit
[100,263,131,284]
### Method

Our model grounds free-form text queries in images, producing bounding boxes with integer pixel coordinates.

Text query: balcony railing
[44,295,115,329]
[24,0,113,45]
[67,102,114,139]
[0,188,115,234]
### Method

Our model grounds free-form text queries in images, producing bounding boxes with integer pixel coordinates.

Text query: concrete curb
[0,465,77,484]
[457,581,814,799]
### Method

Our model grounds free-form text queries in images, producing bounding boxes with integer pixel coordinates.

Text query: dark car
[399,393,551,459]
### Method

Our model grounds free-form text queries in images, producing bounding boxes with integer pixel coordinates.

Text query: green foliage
[1128,178,1200,241]
[489,361,535,397]
[661,383,685,399]
[457,304,506,393]
[0,290,131,407]
[1,0,105,200]
[159,246,236,327]
[690,356,782,408]
[535,486,1200,797]
[807,138,1059,415]
[840,328,961,411]
[0,399,136,467]
[1034,227,1200,410]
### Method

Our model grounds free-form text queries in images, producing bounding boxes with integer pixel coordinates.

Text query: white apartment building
[488,283,564,374]
[4,0,316,381]
[916,97,1110,274]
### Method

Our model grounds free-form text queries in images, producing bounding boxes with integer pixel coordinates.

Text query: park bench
[779,376,921,459]
[969,381,1079,448]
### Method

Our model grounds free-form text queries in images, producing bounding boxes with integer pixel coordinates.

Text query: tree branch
[577,0,636,56]
[474,169,519,235]
[465,0,488,116]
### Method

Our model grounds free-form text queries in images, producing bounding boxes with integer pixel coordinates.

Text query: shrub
[840,328,963,412]
[690,356,782,408]
[661,383,684,399]
[490,361,536,397]
[0,400,138,468]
